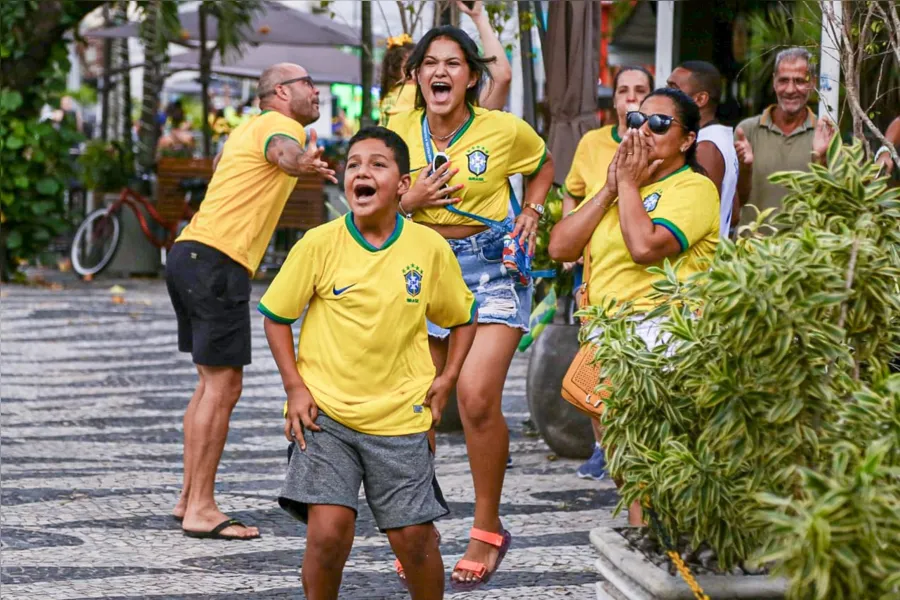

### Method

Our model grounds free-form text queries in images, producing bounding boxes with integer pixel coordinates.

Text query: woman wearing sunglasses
[561,65,653,482]
[549,88,719,525]
[379,1,512,127]
[387,25,554,591]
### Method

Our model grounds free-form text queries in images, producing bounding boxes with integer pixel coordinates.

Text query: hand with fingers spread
[811,117,837,164]
[734,127,754,166]
[616,130,662,190]
[283,384,321,450]
[401,160,464,213]
[295,130,338,183]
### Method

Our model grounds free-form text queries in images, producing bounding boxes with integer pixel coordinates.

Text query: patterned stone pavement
[1,278,623,599]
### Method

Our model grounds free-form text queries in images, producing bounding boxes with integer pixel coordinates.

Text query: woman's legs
[426,336,449,452]
[451,324,521,584]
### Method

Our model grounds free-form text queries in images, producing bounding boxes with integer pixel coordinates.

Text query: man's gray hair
[774,47,812,73]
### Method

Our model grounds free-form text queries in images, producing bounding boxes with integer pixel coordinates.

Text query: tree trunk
[101,5,112,140]
[518,1,536,128]
[117,0,132,145]
[138,0,165,171]
[360,0,374,127]
[199,3,212,158]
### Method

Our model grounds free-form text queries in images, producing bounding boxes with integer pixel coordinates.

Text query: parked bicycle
[69,175,207,277]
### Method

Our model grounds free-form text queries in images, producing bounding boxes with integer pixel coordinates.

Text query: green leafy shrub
[583,137,900,597]
[532,185,573,301]
[1,0,88,280]
[77,139,135,192]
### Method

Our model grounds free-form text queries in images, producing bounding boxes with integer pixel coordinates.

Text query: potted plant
[587,137,900,599]
[77,139,134,195]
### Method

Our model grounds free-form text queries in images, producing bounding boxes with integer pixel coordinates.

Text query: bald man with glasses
[166,62,336,541]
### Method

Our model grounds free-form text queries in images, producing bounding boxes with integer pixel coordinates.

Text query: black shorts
[165,241,251,367]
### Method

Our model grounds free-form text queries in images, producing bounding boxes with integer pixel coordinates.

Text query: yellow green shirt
[176,110,307,274]
[563,125,621,200]
[578,166,719,312]
[387,106,548,227]
[258,213,477,436]
[379,82,417,127]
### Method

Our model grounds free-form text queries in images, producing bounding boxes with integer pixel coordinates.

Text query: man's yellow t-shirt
[577,166,719,312]
[563,125,621,200]
[387,106,547,226]
[379,82,417,127]
[258,213,477,436]
[176,110,307,274]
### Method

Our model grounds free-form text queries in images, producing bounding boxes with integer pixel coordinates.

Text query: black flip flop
[172,515,183,523]
[183,518,260,540]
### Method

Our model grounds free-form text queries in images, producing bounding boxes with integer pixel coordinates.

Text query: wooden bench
[155,157,214,228]
[155,157,326,233]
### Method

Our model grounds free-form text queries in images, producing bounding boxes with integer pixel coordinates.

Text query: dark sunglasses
[626,111,683,134]
[258,76,315,98]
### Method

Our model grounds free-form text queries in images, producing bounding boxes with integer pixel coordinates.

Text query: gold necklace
[427,114,467,142]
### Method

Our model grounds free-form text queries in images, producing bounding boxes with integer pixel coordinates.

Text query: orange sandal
[450,526,512,591]
[394,529,441,588]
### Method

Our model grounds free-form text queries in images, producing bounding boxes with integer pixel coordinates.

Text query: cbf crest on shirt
[403,263,423,302]
[642,191,661,212]
[467,147,489,178]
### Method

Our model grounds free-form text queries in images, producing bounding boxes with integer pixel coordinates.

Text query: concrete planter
[591,527,787,600]
[526,322,595,459]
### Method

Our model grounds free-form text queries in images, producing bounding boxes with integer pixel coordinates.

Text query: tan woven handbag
[561,242,610,417]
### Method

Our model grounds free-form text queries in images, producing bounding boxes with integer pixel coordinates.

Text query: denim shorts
[427,217,533,339]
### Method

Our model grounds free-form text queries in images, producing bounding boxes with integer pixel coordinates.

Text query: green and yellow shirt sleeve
[258,234,318,323]
[259,111,308,162]
[425,243,477,329]
[507,115,548,177]
[563,136,593,200]
[647,172,720,253]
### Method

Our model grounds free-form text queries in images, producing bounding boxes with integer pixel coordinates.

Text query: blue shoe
[506,455,513,469]
[576,445,607,480]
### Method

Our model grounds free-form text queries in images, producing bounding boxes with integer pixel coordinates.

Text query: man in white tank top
[667,62,739,238]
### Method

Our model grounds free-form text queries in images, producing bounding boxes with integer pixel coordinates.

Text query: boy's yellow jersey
[259,214,477,435]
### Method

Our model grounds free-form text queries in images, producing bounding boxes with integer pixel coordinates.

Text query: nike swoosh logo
[333,284,356,296]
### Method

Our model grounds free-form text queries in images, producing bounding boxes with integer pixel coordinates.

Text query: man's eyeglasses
[626,111,683,135]
[258,76,315,98]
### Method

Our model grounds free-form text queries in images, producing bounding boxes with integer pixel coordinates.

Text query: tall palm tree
[134,0,264,169]
[136,0,176,172]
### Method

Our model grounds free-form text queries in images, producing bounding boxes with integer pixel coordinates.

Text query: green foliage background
[585,137,900,599]
[0,0,85,280]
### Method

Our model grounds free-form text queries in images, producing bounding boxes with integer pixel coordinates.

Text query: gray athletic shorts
[278,412,450,531]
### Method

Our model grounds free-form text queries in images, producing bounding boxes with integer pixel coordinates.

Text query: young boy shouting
[259,127,478,600]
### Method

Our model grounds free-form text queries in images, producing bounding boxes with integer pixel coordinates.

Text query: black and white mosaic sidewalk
[1,279,622,599]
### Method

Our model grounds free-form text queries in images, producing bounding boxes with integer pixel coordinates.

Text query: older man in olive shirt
[733,48,834,229]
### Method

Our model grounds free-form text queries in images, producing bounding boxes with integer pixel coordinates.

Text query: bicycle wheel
[70,208,121,277]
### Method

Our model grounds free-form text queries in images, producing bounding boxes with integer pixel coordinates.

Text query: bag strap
[580,237,591,308]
